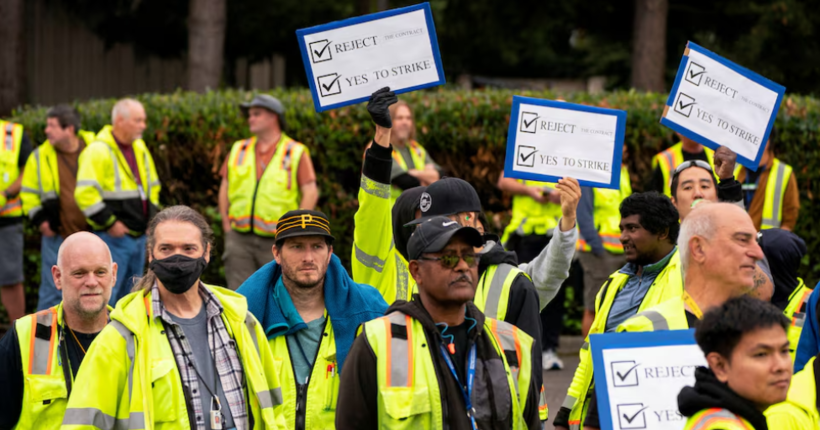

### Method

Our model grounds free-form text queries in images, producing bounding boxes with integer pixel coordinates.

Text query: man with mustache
[680,296,793,430]
[338,217,540,429]
[555,192,682,430]
[0,232,116,429]
[237,209,387,430]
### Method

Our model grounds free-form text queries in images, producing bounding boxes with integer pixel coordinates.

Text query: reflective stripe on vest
[761,159,792,230]
[384,312,415,387]
[488,318,522,395]
[390,141,427,200]
[475,263,520,320]
[784,281,812,357]
[635,309,670,331]
[29,308,59,375]
[0,122,23,217]
[685,408,753,430]
[654,143,714,197]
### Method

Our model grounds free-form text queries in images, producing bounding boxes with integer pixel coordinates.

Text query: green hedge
[4,88,820,323]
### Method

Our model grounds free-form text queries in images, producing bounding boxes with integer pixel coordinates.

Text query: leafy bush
[4,88,819,325]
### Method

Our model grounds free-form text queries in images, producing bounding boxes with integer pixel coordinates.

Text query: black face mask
[149,254,208,295]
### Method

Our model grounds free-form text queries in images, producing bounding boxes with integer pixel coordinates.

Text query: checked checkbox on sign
[309,39,333,63]
[617,403,649,430]
[611,360,640,387]
[519,111,539,134]
[685,61,706,86]
[674,92,696,118]
[516,145,537,168]
[317,73,342,97]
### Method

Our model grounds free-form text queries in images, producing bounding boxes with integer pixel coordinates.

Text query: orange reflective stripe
[28,312,38,374]
[233,138,253,168]
[144,295,152,318]
[793,290,811,326]
[46,308,57,375]
[511,322,523,368]
[383,317,393,387]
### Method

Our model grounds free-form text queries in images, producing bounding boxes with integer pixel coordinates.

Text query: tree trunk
[630,0,668,92]
[0,0,26,115]
[187,0,226,92]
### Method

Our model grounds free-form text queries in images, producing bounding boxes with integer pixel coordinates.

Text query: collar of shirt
[273,277,312,335]
[620,247,677,277]
[152,281,223,325]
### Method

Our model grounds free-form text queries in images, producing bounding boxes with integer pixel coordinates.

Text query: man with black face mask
[63,205,285,430]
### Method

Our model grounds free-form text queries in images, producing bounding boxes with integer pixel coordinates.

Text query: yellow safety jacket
[61,284,285,430]
[683,408,755,430]
[784,279,812,360]
[390,140,427,201]
[501,180,562,244]
[755,158,793,230]
[765,356,820,430]
[616,296,691,333]
[0,120,25,217]
[74,125,160,233]
[562,250,683,430]
[652,142,715,198]
[577,165,632,254]
[363,310,533,430]
[269,312,339,430]
[226,134,306,236]
[20,131,97,229]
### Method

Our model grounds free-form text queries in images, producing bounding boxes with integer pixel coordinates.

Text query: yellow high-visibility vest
[652,142,715,198]
[0,120,25,217]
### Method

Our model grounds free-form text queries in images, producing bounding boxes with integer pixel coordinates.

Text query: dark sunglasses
[418,253,479,269]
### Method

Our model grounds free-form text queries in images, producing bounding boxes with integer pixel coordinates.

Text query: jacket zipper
[286,318,328,430]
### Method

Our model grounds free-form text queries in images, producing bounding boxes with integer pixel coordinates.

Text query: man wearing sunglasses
[338,216,541,429]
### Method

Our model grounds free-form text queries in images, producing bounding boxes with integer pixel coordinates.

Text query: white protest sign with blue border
[661,41,786,171]
[296,3,445,112]
[590,329,707,430]
[504,96,627,189]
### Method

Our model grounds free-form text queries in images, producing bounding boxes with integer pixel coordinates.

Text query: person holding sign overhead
[219,94,319,290]
[733,132,799,231]
[678,296,792,430]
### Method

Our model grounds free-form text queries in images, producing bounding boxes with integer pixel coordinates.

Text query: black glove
[367,87,398,128]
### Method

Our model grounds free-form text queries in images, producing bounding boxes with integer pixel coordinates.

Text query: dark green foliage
[3,88,819,324]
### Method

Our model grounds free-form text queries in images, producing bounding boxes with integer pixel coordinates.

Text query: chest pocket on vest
[26,373,67,421]
[380,386,432,428]
[472,358,513,426]
[152,358,181,423]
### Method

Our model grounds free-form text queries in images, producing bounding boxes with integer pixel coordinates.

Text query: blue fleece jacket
[795,283,820,372]
[237,254,387,372]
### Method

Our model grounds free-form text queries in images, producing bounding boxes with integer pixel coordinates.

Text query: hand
[39,221,56,237]
[107,220,129,238]
[527,186,548,204]
[714,145,737,180]
[557,177,581,231]
[367,87,398,129]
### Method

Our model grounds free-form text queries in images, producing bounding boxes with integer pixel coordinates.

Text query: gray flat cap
[240,94,285,116]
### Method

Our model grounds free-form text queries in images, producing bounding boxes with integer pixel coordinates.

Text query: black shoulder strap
[597,278,615,313]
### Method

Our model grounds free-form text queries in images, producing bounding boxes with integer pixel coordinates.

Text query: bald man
[0,232,116,429]
[75,98,160,304]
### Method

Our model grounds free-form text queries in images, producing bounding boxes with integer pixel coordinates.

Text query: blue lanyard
[439,343,478,430]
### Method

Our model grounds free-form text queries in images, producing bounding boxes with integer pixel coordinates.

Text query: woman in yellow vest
[384,100,442,201]
[62,206,284,430]
[337,218,540,429]
[678,296,793,430]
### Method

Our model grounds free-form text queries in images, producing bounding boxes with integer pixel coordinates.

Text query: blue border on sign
[503,95,627,189]
[662,41,786,171]
[590,329,698,430]
[296,2,446,112]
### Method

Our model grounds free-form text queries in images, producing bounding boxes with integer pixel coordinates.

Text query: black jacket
[678,367,769,430]
[336,298,541,430]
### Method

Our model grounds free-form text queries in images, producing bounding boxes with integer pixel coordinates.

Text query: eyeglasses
[673,159,713,176]
[418,253,479,269]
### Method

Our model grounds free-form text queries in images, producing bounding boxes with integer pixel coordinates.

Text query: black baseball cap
[405,177,482,226]
[407,216,484,260]
[275,210,335,243]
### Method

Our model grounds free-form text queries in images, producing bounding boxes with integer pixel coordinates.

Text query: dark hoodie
[758,228,808,310]
[336,298,541,430]
[677,367,769,430]
[393,186,427,260]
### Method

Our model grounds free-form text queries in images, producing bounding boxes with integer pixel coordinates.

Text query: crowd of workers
[0,86,816,430]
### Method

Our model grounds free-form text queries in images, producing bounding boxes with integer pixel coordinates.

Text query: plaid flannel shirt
[152,282,248,430]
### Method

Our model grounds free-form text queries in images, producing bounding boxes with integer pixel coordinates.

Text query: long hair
[388,100,416,142]
[131,205,214,292]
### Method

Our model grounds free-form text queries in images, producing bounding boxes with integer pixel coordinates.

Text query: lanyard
[682,291,703,319]
[169,320,222,414]
[439,343,478,430]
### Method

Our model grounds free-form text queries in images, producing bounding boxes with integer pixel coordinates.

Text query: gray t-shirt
[170,306,236,430]
[286,316,327,384]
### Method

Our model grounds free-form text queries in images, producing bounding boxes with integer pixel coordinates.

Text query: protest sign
[503,96,627,189]
[590,330,707,430]
[661,41,786,170]
[296,3,445,112]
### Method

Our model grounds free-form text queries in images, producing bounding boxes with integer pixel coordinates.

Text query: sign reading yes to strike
[504,96,627,189]
[662,41,786,170]
[296,2,445,112]
[590,330,707,430]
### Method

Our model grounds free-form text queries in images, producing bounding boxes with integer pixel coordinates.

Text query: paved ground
[542,336,584,430]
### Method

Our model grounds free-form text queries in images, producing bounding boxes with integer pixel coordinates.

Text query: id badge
[210,409,223,430]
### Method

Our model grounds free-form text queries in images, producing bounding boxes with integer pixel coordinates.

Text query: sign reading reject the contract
[296,3,445,112]
[504,96,627,189]
[591,330,707,430]
[662,41,786,170]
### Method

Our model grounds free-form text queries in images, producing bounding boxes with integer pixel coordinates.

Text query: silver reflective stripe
[484,264,515,319]
[359,175,390,199]
[62,408,144,430]
[77,179,104,194]
[795,313,806,328]
[31,311,55,375]
[511,367,520,395]
[492,320,521,395]
[515,217,528,236]
[561,394,577,410]
[102,190,141,200]
[569,424,580,430]
[581,342,589,351]
[43,191,57,200]
[395,254,409,301]
[34,149,43,193]
[387,312,410,387]
[109,321,136,411]
[690,409,738,430]
[245,313,260,356]
[142,152,151,201]
[83,202,107,217]
[105,146,122,191]
[354,243,389,272]
[237,139,251,166]
[257,388,283,409]
[21,186,40,194]
[638,310,670,331]
[4,123,13,150]
[765,162,788,228]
